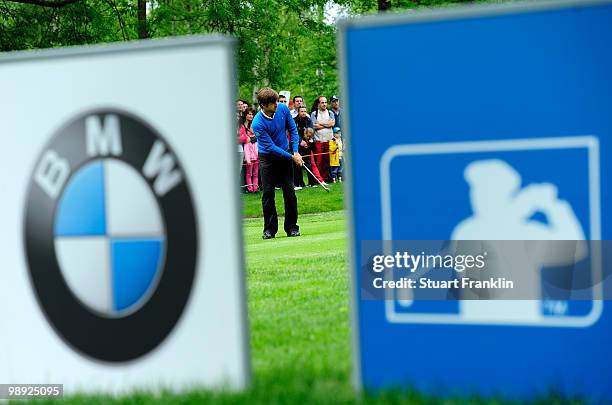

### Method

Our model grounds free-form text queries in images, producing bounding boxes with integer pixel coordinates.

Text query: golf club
[302,163,330,192]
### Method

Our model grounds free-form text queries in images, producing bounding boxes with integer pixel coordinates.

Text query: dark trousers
[293,161,305,187]
[259,154,299,235]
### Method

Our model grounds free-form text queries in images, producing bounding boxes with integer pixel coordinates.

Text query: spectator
[236,99,245,123]
[329,127,343,183]
[336,128,344,182]
[241,100,250,113]
[330,95,342,130]
[236,109,248,192]
[300,127,324,186]
[294,105,313,138]
[292,104,312,189]
[311,96,335,182]
[278,94,287,106]
[310,98,319,113]
[290,95,304,118]
[240,108,259,192]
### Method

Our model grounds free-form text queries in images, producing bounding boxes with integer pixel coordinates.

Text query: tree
[0,0,477,104]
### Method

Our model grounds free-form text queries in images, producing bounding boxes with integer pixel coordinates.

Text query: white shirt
[312,109,333,142]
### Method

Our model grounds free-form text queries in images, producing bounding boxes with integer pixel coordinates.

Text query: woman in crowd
[236,105,247,190]
[310,98,319,114]
[238,108,259,192]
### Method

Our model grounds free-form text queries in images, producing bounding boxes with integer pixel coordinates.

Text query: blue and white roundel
[54,158,165,317]
[26,109,197,362]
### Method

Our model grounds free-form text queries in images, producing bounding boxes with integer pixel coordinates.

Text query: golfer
[252,87,303,239]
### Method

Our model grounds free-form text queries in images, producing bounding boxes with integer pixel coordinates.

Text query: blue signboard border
[337,0,612,392]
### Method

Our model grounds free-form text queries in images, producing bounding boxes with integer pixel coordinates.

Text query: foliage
[0,0,341,105]
[147,0,340,104]
[0,0,486,107]
[0,0,131,50]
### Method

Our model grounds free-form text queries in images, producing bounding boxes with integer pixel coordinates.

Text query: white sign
[0,37,250,394]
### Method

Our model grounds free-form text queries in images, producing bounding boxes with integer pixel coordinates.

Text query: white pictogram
[380,137,602,327]
[451,159,587,322]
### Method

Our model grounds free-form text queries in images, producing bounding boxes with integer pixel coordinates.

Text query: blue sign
[340,1,612,400]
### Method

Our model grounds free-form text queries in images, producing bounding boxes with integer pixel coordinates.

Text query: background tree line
[0,0,473,103]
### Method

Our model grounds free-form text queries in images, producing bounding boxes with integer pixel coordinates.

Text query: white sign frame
[0,36,250,394]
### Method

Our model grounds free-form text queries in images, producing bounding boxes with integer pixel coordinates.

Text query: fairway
[17,209,577,404]
[244,210,350,380]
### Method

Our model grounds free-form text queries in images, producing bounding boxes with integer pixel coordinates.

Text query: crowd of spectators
[236,94,344,192]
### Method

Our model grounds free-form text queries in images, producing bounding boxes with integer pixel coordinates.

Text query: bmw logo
[24,109,198,362]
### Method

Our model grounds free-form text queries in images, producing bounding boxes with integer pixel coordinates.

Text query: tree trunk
[138,0,147,39]
[377,0,390,12]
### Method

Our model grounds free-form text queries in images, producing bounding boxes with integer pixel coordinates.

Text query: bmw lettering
[24,109,198,362]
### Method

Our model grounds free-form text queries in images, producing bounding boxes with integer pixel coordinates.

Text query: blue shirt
[252,103,299,159]
[332,108,341,129]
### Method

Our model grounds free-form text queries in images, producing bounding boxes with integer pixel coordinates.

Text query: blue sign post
[340,1,612,400]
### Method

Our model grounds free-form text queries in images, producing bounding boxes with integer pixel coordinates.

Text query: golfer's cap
[464,159,520,191]
[331,95,339,101]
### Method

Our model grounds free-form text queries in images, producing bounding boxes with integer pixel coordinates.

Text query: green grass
[242,210,357,403]
[32,211,435,404]
[20,196,584,404]
[242,182,345,218]
[244,211,349,372]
